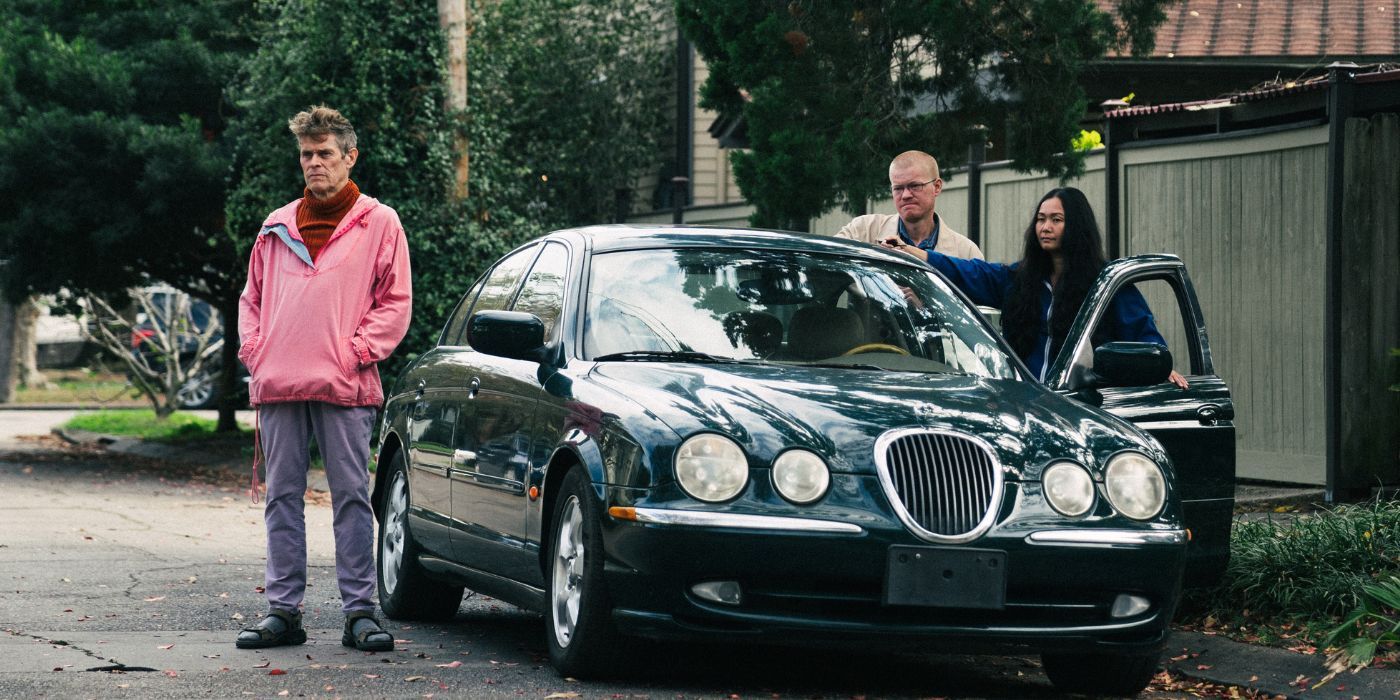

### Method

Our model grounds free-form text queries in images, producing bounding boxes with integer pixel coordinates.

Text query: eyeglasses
[890,179,937,195]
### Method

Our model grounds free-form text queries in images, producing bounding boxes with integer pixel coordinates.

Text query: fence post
[1100,99,1130,260]
[1323,62,1358,502]
[672,30,693,225]
[965,124,989,248]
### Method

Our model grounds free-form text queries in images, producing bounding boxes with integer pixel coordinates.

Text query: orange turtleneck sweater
[296,180,360,262]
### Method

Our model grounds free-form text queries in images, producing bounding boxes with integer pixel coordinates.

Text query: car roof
[548,224,911,263]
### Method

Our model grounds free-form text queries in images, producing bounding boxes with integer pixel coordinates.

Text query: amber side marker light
[608,506,637,521]
[1186,528,1193,541]
[528,486,540,500]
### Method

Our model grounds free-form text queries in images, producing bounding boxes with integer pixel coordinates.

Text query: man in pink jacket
[235,106,411,652]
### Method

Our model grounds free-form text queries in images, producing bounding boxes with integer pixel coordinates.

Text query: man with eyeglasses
[835,150,983,260]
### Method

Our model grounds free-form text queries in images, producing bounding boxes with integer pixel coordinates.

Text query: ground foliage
[1181,497,1400,666]
[675,0,1173,230]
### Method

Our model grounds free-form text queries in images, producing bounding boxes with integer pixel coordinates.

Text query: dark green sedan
[370,226,1235,696]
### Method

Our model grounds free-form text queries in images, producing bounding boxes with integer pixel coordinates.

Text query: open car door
[1046,255,1235,587]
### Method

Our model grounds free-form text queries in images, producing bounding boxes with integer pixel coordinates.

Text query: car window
[584,248,1016,378]
[439,276,488,347]
[512,242,568,345]
[1091,276,1199,376]
[472,244,540,315]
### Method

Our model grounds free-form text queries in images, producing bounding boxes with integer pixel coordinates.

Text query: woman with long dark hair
[885,186,1187,388]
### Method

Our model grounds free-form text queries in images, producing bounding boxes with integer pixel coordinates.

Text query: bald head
[889,151,940,182]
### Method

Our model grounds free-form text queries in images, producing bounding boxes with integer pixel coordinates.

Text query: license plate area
[884,545,1006,609]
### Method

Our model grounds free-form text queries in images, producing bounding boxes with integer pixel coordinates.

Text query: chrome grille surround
[874,428,1004,544]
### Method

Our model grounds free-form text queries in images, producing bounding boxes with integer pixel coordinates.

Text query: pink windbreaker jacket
[237,194,412,407]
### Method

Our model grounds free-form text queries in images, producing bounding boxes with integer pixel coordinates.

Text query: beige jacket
[835,213,984,260]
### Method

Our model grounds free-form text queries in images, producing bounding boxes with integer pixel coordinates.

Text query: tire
[545,468,621,677]
[176,366,220,409]
[1042,649,1161,697]
[376,451,464,620]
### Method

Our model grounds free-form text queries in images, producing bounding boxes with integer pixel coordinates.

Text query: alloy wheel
[550,495,584,648]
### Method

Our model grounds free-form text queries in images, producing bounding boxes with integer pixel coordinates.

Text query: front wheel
[1042,650,1161,697]
[545,468,620,677]
[376,451,463,620]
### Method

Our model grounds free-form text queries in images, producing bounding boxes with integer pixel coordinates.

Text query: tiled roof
[1100,0,1400,59]
[1103,65,1400,117]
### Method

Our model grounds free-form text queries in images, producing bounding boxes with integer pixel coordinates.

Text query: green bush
[1210,499,1399,616]
[1323,576,1400,675]
[1184,497,1400,656]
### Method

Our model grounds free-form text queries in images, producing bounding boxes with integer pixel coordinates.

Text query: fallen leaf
[435,661,462,668]
[144,596,166,602]
[277,692,289,697]
[544,693,581,699]
[187,576,198,584]
[363,674,381,679]
[253,661,270,669]
[405,675,425,682]
[268,669,286,676]
[158,644,174,650]
[163,670,178,677]
[1196,664,1212,670]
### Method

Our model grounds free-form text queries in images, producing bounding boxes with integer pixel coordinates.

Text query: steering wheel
[842,342,910,356]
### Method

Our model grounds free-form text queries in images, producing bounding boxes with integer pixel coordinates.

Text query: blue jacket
[926,252,1166,381]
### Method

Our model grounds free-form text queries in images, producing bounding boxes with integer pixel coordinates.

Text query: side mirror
[1088,341,1172,388]
[467,311,546,362]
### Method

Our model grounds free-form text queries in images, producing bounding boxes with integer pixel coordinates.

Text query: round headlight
[1104,452,1166,520]
[1042,461,1095,517]
[772,450,830,504]
[675,434,748,502]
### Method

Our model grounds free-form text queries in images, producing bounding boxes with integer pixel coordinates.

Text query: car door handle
[453,449,478,467]
[468,377,481,398]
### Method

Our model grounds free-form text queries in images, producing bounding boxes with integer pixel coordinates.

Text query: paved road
[0,414,1213,698]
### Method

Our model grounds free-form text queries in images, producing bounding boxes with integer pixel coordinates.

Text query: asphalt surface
[2,408,1397,699]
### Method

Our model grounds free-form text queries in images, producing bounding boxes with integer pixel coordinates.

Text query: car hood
[587,362,1150,478]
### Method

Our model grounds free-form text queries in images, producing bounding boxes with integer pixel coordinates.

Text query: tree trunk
[216,292,240,433]
[16,298,51,390]
[0,294,15,404]
[440,0,470,198]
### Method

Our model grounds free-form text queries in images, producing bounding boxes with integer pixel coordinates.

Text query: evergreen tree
[675,0,1173,230]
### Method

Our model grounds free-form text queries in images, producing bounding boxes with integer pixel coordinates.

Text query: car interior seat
[722,310,783,358]
[787,306,865,359]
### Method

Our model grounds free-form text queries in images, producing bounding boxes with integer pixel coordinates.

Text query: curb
[1166,630,1399,699]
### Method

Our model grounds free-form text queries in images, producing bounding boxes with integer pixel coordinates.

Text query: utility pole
[440,0,470,199]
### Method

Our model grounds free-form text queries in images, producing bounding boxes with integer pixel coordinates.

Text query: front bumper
[600,482,1186,655]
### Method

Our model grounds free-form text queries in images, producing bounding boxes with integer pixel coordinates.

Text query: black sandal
[236,608,307,649]
[342,610,394,652]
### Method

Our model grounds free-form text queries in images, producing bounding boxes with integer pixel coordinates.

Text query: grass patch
[14,369,144,406]
[1181,497,1400,657]
[63,409,249,442]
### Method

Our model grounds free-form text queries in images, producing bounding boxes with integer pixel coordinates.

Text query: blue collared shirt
[897,216,941,252]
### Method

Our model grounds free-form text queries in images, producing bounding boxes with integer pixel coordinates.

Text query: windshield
[583,248,1017,378]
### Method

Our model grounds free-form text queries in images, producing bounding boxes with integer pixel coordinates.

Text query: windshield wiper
[592,350,742,364]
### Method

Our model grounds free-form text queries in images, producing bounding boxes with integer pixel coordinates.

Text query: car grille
[876,430,1002,543]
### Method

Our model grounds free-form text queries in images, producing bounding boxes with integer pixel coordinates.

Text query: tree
[0,0,253,428]
[466,0,673,229]
[675,0,1173,230]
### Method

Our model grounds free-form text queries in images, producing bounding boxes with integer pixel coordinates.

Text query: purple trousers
[259,402,378,613]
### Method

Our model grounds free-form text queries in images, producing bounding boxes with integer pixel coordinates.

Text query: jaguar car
[371,226,1235,696]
